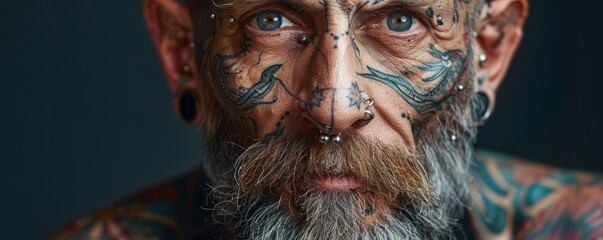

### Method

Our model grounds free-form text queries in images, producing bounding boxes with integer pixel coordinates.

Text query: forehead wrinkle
[213,0,441,10]
[213,0,305,11]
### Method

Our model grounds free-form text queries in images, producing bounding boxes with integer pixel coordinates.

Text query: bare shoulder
[469,150,603,239]
[47,169,218,240]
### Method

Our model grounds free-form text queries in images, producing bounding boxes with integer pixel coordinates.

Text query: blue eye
[257,12,283,31]
[387,12,413,32]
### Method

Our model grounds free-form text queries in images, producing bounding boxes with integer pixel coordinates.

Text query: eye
[256,11,293,31]
[385,12,416,32]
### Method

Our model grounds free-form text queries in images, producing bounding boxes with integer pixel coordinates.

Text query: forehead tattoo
[212,0,453,10]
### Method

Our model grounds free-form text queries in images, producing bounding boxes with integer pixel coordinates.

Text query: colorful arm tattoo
[471,151,603,239]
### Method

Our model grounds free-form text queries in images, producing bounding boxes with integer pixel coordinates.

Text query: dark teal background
[1,1,602,239]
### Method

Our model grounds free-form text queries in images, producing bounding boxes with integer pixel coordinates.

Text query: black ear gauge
[178,89,199,124]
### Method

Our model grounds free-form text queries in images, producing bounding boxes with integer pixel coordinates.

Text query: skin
[47,0,603,239]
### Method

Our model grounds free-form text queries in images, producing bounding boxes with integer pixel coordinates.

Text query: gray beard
[246,192,423,239]
[214,99,477,240]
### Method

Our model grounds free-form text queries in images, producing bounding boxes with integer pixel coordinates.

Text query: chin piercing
[227,16,236,24]
[479,54,488,67]
[319,132,341,144]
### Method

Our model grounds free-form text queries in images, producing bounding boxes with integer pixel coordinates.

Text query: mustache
[232,128,435,204]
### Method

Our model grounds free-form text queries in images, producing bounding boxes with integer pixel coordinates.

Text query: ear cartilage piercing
[210,13,216,20]
[457,85,464,91]
[451,134,458,142]
[227,16,236,24]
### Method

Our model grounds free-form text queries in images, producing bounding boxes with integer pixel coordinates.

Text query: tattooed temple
[49,0,603,239]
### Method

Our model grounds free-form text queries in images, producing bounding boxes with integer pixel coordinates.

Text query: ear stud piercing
[227,16,236,24]
[479,54,488,67]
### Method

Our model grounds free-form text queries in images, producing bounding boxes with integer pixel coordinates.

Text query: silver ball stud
[299,35,310,44]
[332,134,342,144]
[227,16,236,24]
[457,85,464,91]
[451,134,458,141]
[471,31,478,38]
[319,134,330,144]
[210,13,216,20]
[479,54,488,63]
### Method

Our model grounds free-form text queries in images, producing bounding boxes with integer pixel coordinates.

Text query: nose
[297,18,368,134]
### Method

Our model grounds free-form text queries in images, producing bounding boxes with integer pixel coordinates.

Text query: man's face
[198,0,479,238]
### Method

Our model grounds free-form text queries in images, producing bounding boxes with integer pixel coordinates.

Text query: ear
[474,0,529,106]
[143,0,204,124]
